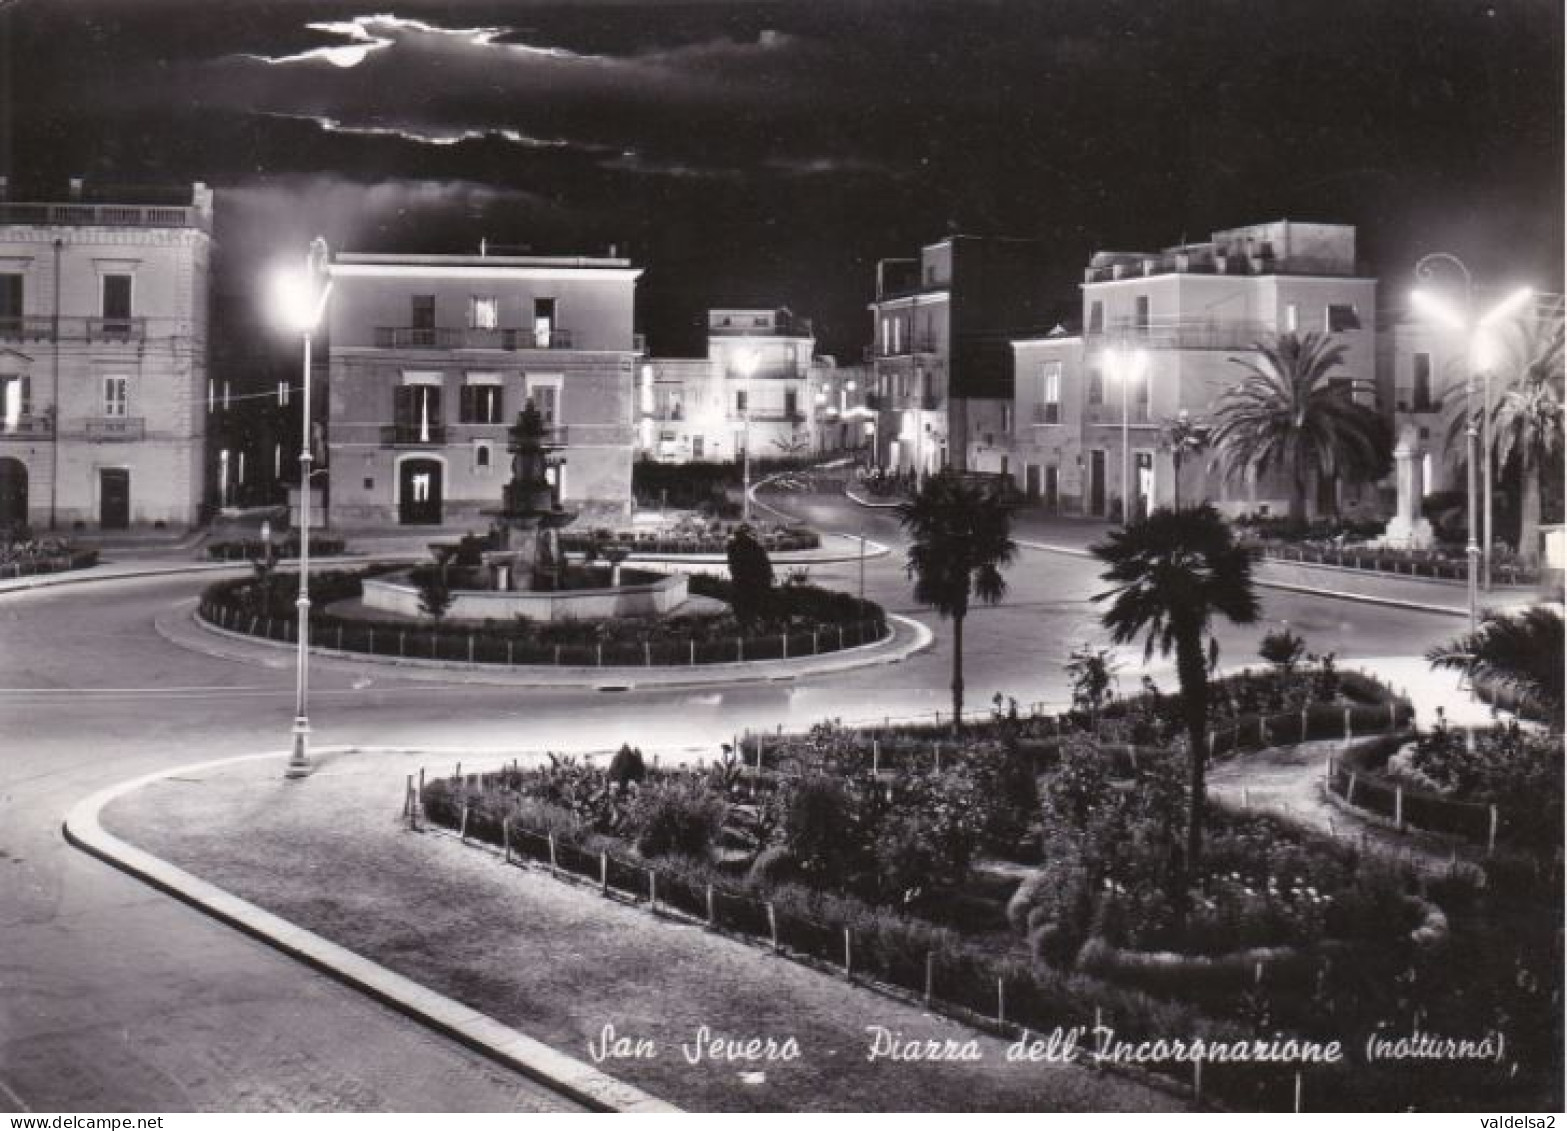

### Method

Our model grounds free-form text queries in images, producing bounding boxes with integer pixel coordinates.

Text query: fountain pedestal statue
[1378,424,1435,550]
[485,401,577,590]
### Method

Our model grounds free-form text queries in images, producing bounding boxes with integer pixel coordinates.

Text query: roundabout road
[0,493,1465,1111]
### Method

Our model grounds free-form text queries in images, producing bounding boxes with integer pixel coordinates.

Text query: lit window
[1284,303,1299,332]
[1087,368,1104,407]
[1040,362,1062,424]
[469,296,499,331]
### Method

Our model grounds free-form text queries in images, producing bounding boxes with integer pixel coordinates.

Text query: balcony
[732,410,806,424]
[372,326,577,350]
[0,414,52,437]
[380,423,449,447]
[1084,252,1365,284]
[0,316,54,343]
[84,417,145,441]
[0,201,211,232]
[87,317,145,343]
[1085,317,1277,352]
[1032,404,1062,425]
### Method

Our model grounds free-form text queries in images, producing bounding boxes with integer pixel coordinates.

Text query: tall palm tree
[1159,411,1210,509]
[1091,505,1260,878]
[1209,331,1391,522]
[897,473,1017,731]
[1490,317,1564,564]
[1426,605,1564,715]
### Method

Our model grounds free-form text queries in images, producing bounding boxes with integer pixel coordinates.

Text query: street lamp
[1104,346,1148,523]
[735,349,758,521]
[272,237,333,779]
[1411,255,1532,623]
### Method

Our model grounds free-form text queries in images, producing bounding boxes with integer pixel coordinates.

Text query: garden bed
[206,534,348,561]
[0,541,99,579]
[197,567,889,667]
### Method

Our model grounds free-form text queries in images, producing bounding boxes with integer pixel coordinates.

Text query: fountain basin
[361,568,689,623]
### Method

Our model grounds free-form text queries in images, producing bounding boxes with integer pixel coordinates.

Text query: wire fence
[198,595,889,668]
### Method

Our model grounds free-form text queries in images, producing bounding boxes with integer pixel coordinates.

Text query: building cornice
[329,262,643,283]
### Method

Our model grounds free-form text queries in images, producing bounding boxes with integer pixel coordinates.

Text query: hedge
[0,548,99,579]
[207,535,347,561]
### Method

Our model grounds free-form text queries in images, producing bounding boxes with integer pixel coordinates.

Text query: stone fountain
[487,400,577,591]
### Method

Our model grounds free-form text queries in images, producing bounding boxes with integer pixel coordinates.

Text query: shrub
[607,743,647,788]
[626,776,729,859]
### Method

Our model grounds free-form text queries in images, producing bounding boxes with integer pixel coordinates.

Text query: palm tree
[1209,331,1391,523]
[1159,411,1210,509]
[1090,505,1260,878]
[1489,317,1564,564]
[1426,605,1564,715]
[897,474,1018,731]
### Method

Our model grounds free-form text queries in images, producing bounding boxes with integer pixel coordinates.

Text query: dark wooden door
[398,458,442,525]
[1088,451,1106,516]
[0,457,27,530]
[100,468,130,529]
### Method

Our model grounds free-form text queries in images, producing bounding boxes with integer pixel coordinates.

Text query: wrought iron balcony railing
[372,326,578,350]
[84,417,145,440]
[380,423,449,447]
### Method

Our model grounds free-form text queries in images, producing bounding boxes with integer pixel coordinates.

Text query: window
[1134,296,1150,330]
[891,319,901,355]
[1,374,28,430]
[692,435,704,459]
[1326,303,1360,331]
[474,441,493,473]
[527,381,559,426]
[1135,367,1150,419]
[393,384,442,441]
[1087,367,1104,406]
[0,274,22,323]
[785,390,798,418]
[102,274,132,320]
[469,296,499,331]
[1001,403,1013,433]
[534,298,556,347]
[1088,301,1104,334]
[1284,303,1299,333]
[103,375,129,417]
[735,389,748,414]
[1412,353,1433,411]
[1040,361,1062,424]
[460,384,504,424]
[277,380,290,407]
[411,295,436,330]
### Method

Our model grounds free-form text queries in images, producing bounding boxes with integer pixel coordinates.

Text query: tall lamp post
[274,237,333,779]
[1411,256,1532,626]
[1104,346,1148,523]
[736,350,758,522]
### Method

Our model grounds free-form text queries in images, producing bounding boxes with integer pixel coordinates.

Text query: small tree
[726,523,775,629]
[1258,626,1307,677]
[1065,643,1120,723]
[415,568,455,621]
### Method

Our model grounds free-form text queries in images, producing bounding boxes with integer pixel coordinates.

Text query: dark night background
[0,0,1561,359]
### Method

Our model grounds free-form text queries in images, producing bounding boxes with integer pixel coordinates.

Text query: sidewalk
[84,748,1177,1113]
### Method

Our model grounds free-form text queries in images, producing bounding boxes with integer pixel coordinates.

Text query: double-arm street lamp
[273,237,333,779]
[1104,345,1149,524]
[1410,253,1532,628]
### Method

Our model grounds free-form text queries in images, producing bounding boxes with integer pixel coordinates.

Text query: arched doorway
[0,457,27,530]
[398,457,443,525]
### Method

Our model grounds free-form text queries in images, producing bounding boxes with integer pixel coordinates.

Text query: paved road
[0,493,1468,1111]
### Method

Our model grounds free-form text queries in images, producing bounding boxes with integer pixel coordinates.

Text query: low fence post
[1192,1056,1203,1108]
[502,818,511,862]
[596,643,603,667]
[507,640,514,665]
[767,903,779,952]
[872,739,880,777]
[1394,786,1404,831]
[737,637,744,662]
[843,927,852,979]
[468,634,475,663]
[1294,1071,1303,1114]
[399,631,406,657]
[924,951,934,1006]
[548,832,558,875]
[1488,804,1499,855]
[644,641,651,667]
[1344,707,1352,739]
[1347,771,1357,805]
[812,631,819,655]
[782,633,788,659]
[337,625,344,651]
[706,883,715,926]
[689,639,696,666]
[459,804,469,842]
[648,869,657,909]
[600,851,608,894]
[996,977,1006,1024]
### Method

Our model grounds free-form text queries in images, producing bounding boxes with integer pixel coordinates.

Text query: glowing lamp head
[1410,288,1466,332]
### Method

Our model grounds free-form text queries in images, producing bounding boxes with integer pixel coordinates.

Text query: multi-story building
[0,179,212,531]
[322,250,642,528]
[868,235,1058,478]
[637,308,860,462]
[991,220,1379,518]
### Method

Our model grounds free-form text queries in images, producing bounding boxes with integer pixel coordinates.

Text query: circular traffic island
[196,563,891,669]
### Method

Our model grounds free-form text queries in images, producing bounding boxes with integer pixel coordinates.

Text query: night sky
[2,0,1561,358]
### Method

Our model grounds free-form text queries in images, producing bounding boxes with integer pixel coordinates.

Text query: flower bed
[206,534,348,561]
[1248,542,1541,586]
[0,539,99,579]
[1335,723,1564,851]
[562,523,820,557]
[197,567,888,667]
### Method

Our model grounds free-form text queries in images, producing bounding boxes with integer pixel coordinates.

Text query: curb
[159,601,936,689]
[61,749,680,1114]
[842,486,903,510]
[1014,539,1468,618]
